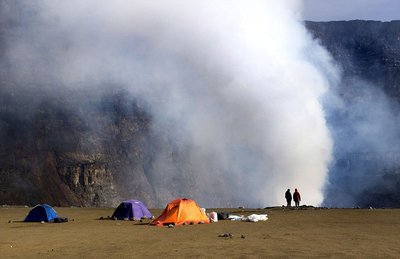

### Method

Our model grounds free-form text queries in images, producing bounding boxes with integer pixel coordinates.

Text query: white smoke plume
[3,0,337,206]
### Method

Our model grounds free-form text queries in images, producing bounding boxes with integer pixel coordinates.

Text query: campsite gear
[209,211,218,222]
[228,214,268,222]
[111,199,152,220]
[24,204,58,222]
[228,215,244,221]
[246,214,268,222]
[150,198,210,226]
[217,212,230,220]
[53,217,69,223]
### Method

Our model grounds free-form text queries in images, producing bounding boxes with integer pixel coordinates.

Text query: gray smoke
[324,76,400,208]
[1,0,337,206]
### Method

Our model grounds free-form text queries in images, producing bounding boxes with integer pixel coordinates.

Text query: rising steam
[1,0,337,206]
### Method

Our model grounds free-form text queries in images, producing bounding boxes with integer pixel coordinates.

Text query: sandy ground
[1,206,400,258]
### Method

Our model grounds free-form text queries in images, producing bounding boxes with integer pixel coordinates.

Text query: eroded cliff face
[306,20,400,97]
[56,162,115,206]
[0,71,202,207]
[0,84,158,207]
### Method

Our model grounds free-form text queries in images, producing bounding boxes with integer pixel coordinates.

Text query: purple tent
[111,200,152,220]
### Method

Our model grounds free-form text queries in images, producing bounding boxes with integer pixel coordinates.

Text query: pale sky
[302,0,400,21]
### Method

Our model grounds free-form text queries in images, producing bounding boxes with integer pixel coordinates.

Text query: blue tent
[24,204,58,222]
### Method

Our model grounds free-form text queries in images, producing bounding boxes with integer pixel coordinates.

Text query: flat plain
[1,206,400,258]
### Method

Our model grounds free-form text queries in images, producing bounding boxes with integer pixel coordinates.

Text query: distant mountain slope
[306,20,400,97]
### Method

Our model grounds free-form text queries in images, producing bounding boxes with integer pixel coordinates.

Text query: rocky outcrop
[56,162,115,206]
[306,20,400,98]
[0,79,158,207]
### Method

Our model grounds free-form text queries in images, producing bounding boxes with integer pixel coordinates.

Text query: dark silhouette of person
[285,189,292,207]
[293,188,301,207]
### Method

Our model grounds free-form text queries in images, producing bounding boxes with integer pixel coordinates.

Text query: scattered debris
[218,233,233,238]
[53,217,68,223]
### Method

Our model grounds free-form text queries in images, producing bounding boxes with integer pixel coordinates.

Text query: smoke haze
[1,1,336,207]
[324,77,400,208]
[301,20,400,208]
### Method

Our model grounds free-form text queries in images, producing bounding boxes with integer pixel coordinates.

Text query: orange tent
[150,198,210,226]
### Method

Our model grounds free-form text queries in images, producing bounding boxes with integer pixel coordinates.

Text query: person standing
[293,188,301,207]
[285,189,292,208]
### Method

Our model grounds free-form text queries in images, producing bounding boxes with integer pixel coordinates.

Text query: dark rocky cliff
[0,85,156,207]
[306,20,400,98]
[0,83,198,207]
